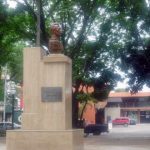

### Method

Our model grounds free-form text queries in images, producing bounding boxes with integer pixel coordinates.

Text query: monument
[6,24,83,150]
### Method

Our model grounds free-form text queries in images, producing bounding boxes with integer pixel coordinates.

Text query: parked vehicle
[84,124,109,137]
[0,122,12,131]
[112,117,130,127]
[0,122,21,135]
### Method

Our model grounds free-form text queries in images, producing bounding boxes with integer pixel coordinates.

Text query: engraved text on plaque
[41,87,62,102]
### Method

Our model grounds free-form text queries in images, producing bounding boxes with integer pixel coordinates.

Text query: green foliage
[0,0,149,93]
[112,0,150,92]
[1,0,122,89]
[8,43,24,83]
[76,92,91,103]
[92,88,110,101]
[0,2,11,66]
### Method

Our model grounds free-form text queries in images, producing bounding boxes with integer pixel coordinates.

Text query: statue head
[49,23,63,53]
[50,23,62,39]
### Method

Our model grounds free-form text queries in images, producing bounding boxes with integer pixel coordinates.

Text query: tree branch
[23,0,37,20]
[46,0,62,21]
[70,0,99,59]
[40,1,49,46]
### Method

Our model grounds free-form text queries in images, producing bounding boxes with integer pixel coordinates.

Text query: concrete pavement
[1,124,150,150]
[84,124,150,150]
[0,137,5,150]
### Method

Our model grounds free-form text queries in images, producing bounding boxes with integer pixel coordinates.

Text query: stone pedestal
[7,130,83,150]
[6,47,83,150]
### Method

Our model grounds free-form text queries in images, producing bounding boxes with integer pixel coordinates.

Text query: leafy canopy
[1,0,150,97]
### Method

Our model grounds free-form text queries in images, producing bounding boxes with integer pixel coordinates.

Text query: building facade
[105,92,150,123]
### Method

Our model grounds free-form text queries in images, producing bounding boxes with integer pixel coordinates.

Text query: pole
[3,66,7,122]
[12,94,15,129]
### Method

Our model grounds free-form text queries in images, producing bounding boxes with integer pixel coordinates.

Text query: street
[1,124,150,150]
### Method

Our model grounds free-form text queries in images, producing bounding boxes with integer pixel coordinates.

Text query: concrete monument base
[7,129,83,150]
[6,47,83,150]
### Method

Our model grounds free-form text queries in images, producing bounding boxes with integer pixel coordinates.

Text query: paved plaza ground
[1,124,150,150]
[84,124,150,150]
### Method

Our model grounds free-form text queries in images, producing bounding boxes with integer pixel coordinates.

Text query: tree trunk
[80,101,88,120]
[0,67,1,79]
[36,0,41,46]
[72,90,79,128]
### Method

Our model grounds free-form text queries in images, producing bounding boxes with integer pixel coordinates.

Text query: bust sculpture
[48,23,63,54]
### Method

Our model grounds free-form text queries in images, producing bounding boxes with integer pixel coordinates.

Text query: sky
[7,0,17,8]
[116,81,150,92]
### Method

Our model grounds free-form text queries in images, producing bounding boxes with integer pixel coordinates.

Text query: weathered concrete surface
[0,137,5,150]
[6,48,83,150]
[84,124,150,150]
[1,124,150,150]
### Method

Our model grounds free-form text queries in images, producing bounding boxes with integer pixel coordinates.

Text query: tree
[0,1,12,67]
[8,43,24,83]
[108,0,150,93]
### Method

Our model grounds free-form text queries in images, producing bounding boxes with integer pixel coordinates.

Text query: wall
[105,107,120,122]
[82,103,96,125]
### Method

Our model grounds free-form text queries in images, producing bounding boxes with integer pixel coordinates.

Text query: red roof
[109,92,150,98]
[74,85,150,98]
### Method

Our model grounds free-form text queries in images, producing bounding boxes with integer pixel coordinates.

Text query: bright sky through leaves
[7,0,17,8]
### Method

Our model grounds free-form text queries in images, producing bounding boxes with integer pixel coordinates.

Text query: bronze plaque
[41,87,62,102]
